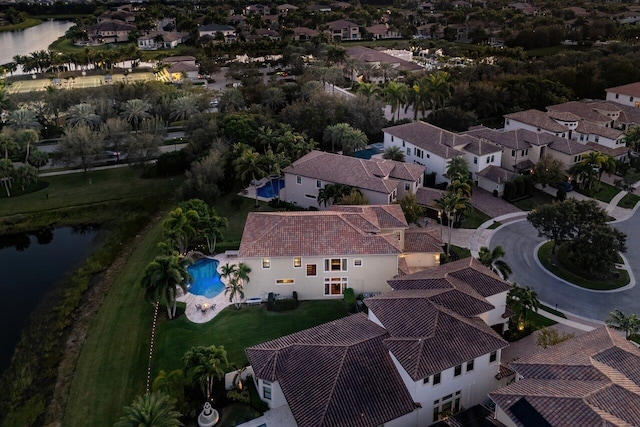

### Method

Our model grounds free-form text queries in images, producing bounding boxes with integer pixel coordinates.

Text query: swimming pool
[352,143,384,159]
[257,178,285,199]
[187,258,225,298]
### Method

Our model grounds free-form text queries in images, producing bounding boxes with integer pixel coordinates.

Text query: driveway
[471,189,522,218]
[490,217,640,322]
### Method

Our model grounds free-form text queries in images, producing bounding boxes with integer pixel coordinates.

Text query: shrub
[503,181,515,201]
[524,175,534,196]
[556,186,566,201]
[515,177,525,198]
[343,288,356,313]
[155,150,190,176]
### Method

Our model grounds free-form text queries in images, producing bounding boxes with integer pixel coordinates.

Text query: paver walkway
[471,188,522,217]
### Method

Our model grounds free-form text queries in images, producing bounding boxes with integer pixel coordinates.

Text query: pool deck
[176,253,240,324]
[238,177,281,203]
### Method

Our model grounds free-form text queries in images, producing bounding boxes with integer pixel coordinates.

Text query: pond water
[0,20,74,70]
[0,226,97,374]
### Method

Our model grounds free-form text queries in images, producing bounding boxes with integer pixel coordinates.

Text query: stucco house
[325,19,361,41]
[197,23,236,42]
[137,30,187,50]
[345,46,423,82]
[291,26,319,41]
[246,258,512,426]
[606,81,640,108]
[237,205,443,301]
[491,326,640,426]
[161,56,199,82]
[282,151,425,210]
[86,20,136,44]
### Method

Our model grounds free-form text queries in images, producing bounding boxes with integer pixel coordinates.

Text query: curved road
[490,214,640,322]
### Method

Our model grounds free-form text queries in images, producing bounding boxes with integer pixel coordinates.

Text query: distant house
[237,205,443,300]
[246,257,512,426]
[161,56,199,82]
[276,3,298,15]
[345,46,423,82]
[491,327,640,427]
[197,23,236,42]
[282,151,425,209]
[366,23,402,40]
[291,26,319,41]
[244,4,269,16]
[96,10,136,24]
[137,30,187,50]
[606,82,640,108]
[86,20,136,44]
[325,19,361,41]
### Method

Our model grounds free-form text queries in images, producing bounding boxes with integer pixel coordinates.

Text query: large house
[606,81,640,108]
[491,326,640,426]
[237,205,443,301]
[345,46,423,82]
[246,258,513,426]
[86,20,136,44]
[197,23,236,42]
[325,19,361,41]
[282,151,425,210]
[137,30,187,50]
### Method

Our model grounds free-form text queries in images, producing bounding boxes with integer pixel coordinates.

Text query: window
[521,149,527,156]
[486,156,490,164]
[506,119,510,125]
[293,257,302,268]
[405,182,411,191]
[433,391,461,422]
[454,364,462,377]
[580,135,584,141]
[395,231,401,241]
[305,194,316,199]
[490,351,497,363]
[423,376,429,385]
[306,264,317,276]
[595,136,600,143]
[631,96,634,102]
[316,180,322,188]
[325,258,347,272]
[473,156,478,164]
[276,279,294,284]
[263,381,272,400]
[491,155,495,162]
[406,148,411,156]
[466,359,474,372]
[354,259,362,267]
[324,277,347,296]
[511,149,515,157]
[433,372,441,385]
[262,258,271,269]
[426,153,430,158]
[296,175,302,184]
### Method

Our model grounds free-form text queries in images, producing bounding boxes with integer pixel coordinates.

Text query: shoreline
[0,18,43,33]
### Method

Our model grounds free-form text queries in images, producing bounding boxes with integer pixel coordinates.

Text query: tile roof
[330,204,408,229]
[327,19,359,30]
[548,138,592,155]
[490,327,640,427]
[597,100,640,126]
[404,229,443,253]
[476,165,520,184]
[414,187,447,208]
[547,101,610,124]
[585,143,630,158]
[464,127,532,150]
[382,121,468,159]
[504,109,568,133]
[575,120,623,139]
[246,313,418,427]
[463,138,502,156]
[346,46,423,71]
[607,82,640,98]
[284,151,414,194]
[238,207,405,258]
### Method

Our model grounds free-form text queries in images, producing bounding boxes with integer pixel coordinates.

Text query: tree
[536,328,575,349]
[170,95,199,122]
[15,129,39,164]
[532,155,565,187]
[383,146,405,162]
[478,246,512,279]
[57,125,104,171]
[623,127,640,152]
[225,276,245,310]
[152,369,186,401]
[125,132,162,167]
[569,223,626,277]
[179,199,227,255]
[7,108,41,131]
[182,345,229,401]
[27,148,48,170]
[317,183,358,206]
[120,99,152,130]
[13,164,37,191]
[261,87,286,113]
[114,391,182,427]
[356,82,380,98]
[383,81,409,121]
[323,123,367,155]
[0,133,17,160]
[335,188,367,205]
[234,148,266,207]
[436,192,471,256]
[141,254,192,319]
[163,207,200,254]
[607,309,640,340]
[446,156,470,181]
[0,158,14,197]
[507,283,541,325]
[66,103,102,128]
[218,87,245,113]
[220,262,238,282]
[398,193,424,225]
[181,150,225,204]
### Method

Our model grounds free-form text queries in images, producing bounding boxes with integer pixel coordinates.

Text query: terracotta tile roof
[415,187,447,208]
[246,313,418,427]
[404,229,443,253]
[575,121,623,139]
[372,158,425,181]
[464,127,532,150]
[463,138,502,156]
[504,110,567,133]
[327,19,359,30]
[388,257,511,297]
[607,82,640,98]
[586,143,629,158]
[238,209,404,258]
[346,46,423,71]
[382,121,468,159]
[548,138,592,155]
[292,26,319,37]
[476,166,520,184]
[547,101,610,124]
[490,327,640,427]
[330,204,408,229]
[596,100,640,126]
[284,151,409,194]
[546,110,582,122]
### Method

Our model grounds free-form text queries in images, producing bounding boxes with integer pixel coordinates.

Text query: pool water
[352,143,385,159]
[187,258,225,298]
[257,178,285,198]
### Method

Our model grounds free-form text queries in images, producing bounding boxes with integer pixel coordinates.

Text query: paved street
[490,216,640,323]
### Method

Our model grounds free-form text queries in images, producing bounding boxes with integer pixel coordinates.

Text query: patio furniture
[195,303,202,310]
[246,297,262,306]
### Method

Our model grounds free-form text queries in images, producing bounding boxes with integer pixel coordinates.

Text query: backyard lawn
[153,301,349,375]
[576,182,620,203]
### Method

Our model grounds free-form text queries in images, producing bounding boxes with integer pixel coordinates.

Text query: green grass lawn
[0,18,42,32]
[49,36,108,54]
[538,241,629,290]
[512,189,555,211]
[539,304,567,319]
[576,182,620,203]
[63,216,165,427]
[153,301,348,375]
[618,192,640,209]
[0,167,182,217]
[459,207,491,229]
[213,192,280,245]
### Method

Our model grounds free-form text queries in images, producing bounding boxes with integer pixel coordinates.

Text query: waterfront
[0,20,74,70]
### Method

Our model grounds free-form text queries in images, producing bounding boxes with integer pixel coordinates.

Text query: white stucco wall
[383,133,449,184]
[504,119,566,138]
[257,378,287,409]
[485,291,509,330]
[241,254,398,300]
[477,176,504,196]
[404,252,440,269]
[606,90,640,108]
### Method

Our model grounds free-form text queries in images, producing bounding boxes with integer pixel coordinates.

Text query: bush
[556,186,566,201]
[524,175,534,196]
[343,288,356,313]
[246,376,269,413]
[503,181,515,201]
[515,177,525,198]
[155,150,190,176]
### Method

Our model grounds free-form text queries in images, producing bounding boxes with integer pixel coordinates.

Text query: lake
[0,226,97,373]
[0,20,74,69]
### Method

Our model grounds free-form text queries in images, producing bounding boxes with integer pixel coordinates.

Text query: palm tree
[607,309,640,339]
[447,156,470,181]
[234,148,267,207]
[15,129,38,163]
[378,62,397,84]
[14,164,37,191]
[478,246,512,279]
[383,81,409,121]
[225,276,245,309]
[163,207,200,254]
[7,108,41,131]
[383,146,405,162]
[220,263,238,282]
[152,369,186,400]
[343,57,360,81]
[436,192,472,256]
[0,158,14,197]
[408,76,431,120]
[141,254,192,319]
[623,127,640,152]
[356,82,380,98]
[356,62,379,83]
[426,71,453,110]
[0,133,17,160]
[66,103,102,128]
[170,95,199,122]
[120,99,152,131]
[323,123,367,154]
[182,345,229,401]
[236,262,251,286]
[507,284,541,325]
[447,179,472,197]
[261,87,286,113]
[114,391,182,427]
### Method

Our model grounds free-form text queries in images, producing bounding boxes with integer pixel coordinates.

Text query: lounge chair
[209,304,216,311]
[195,303,202,310]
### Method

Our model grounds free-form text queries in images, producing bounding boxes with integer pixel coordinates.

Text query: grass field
[618,192,640,209]
[0,18,42,32]
[513,189,555,211]
[5,71,157,94]
[0,167,182,217]
[576,182,620,203]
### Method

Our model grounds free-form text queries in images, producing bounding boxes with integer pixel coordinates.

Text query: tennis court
[5,71,160,94]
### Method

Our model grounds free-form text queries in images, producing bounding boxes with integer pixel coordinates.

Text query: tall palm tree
[383,81,409,121]
[182,345,229,401]
[170,95,199,122]
[447,179,472,197]
[426,71,453,110]
[378,62,397,84]
[261,87,286,113]
[343,57,360,81]
[15,129,39,163]
[220,263,238,282]
[507,283,540,325]
[356,62,379,83]
[356,82,380,98]
[435,192,472,256]
[66,103,102,128]
[323,123,367,154]
[408,76,431,120]
[383,146,405,162]
[7,108,41,131]
[478,246,512,279]
[607,309,640,339]
[152,369,186,400]
[120,99,152,131]
[0,158,14,197]
[225,276,245,309]
[141,254,192,319]
[114,391,182,427]
[163,207,200,254]
[234,148,267,207]
[236,262,251,286]
[447,156,470,181]
[0,133,17,160]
